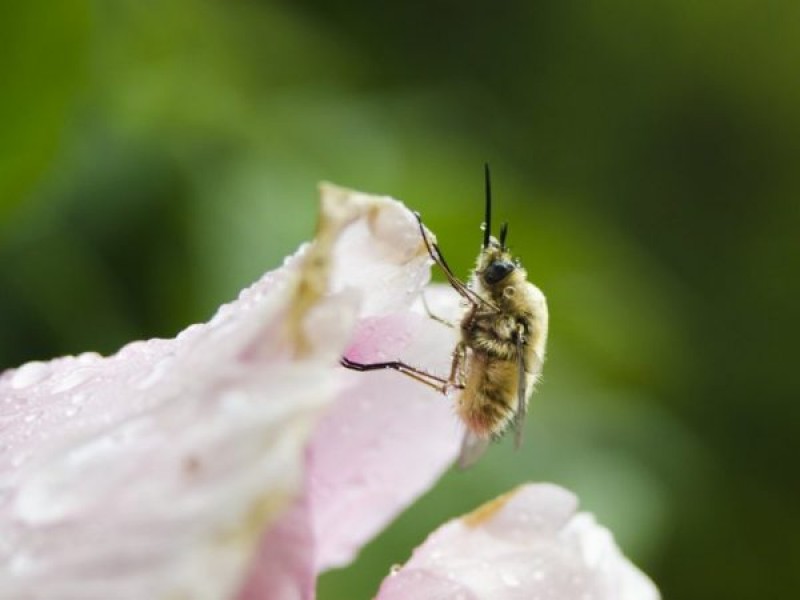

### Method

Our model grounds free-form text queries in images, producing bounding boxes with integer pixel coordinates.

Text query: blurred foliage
[1,1,798,598]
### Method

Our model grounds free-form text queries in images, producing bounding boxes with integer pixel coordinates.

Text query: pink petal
[237,287,464,600]
[376,483,660,600]
[0,185,461,599]
[312,293,463,573]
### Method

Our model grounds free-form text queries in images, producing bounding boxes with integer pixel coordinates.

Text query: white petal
[0,184,453,600]
[376,483,660,600]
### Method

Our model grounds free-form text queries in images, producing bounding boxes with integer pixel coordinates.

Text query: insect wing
[457,430,490,469]
[513,332,528,450]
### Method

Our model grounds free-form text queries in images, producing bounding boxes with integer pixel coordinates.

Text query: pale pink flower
[0,185,658,600]
[376,483,660,600]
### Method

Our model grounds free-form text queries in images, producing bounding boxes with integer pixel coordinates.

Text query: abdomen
[457,353,519,439]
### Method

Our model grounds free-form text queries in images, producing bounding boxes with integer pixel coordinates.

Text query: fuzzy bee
[342,165,548,467]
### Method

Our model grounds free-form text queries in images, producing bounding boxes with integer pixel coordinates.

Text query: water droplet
[51,369,91,393]
[8,552,36,574]
[389,564,402,576]
[177,324,203,341]
[77,352,101,365]
[23,411,42,424]
[479,222,487,231]
[10,362,51,389]
[10,452,29,468]
[64,433,120,468]
[501,572,521,587]
[135,355,174,390]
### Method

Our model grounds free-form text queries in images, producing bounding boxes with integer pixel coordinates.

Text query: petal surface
[0,185,460,600]
[237,287,464,600]
[375,483,660,600]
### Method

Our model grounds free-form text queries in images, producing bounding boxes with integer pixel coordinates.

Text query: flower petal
[0,185,459,599]
[236,285,464,599]
[311,288,464,572]
[375,483,660,600]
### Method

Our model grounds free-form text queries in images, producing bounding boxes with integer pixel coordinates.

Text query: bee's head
[478,238,518,286]
[479,164,520,286]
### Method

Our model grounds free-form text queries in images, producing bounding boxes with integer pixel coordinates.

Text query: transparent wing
[513,333,528,450]
[457,430,490,469]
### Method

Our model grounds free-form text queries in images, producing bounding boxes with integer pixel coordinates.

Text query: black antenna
[483,163,492,248]
[499,222,509,250]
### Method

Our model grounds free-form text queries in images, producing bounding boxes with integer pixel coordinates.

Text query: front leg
[421,292,456,328]
[340,357,451,393]
[447,342,467,392]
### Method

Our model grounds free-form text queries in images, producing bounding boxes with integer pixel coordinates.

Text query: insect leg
[412,212,487,307]
[448,342,467,388]
[340,357,460,394]
[420,292,456,328]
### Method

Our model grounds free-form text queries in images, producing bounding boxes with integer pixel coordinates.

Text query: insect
[341,165,548,467]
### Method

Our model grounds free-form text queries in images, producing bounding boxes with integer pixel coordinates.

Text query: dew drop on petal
[177,323,203,341]
[501,572,521,587]
[10,362,51,389]
[10,452,29,468]
[51,369,92,393]
[23,411,41,424]
[76,352,102,365]
[135,356,174,390]
[65,433,121,468]
[8,552,36,574]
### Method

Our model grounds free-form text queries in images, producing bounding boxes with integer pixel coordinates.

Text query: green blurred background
[2,1,798,598]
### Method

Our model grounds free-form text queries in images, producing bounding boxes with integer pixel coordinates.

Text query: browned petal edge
[285,183,430,358]
[203,185,433,598]
[461,485,526,528]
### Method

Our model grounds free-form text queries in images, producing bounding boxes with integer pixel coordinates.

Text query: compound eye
[483,260,515,284]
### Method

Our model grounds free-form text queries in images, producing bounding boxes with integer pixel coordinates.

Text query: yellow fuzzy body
[456,245,548,440]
